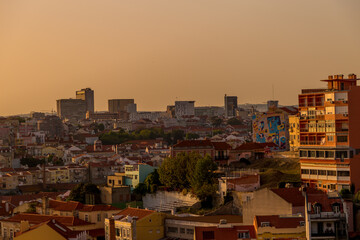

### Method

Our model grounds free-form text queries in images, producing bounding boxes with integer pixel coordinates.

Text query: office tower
[174,101,195,118]
[108,99,136,113]
[56,99,86,120]
[224,94,238,118]
[76,88,94,113]
[299,73,360,191]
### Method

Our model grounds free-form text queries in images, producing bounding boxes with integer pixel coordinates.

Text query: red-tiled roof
[168,215,243,223]
[173,140,231,150]
[0,192,62,207]
[15,219,82,238]
[1,213,93,226]
[255,215,304,229]
[48,200,84,211]
[270,188,305,207]
[80,205,120,212]
[115,207,154,220]
[227,175,259,185]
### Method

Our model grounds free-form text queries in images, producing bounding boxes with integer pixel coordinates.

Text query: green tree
[171,129,185,144]
[144,169,161,193]
[186,133,200,140]
[68,183,101,204]
[190,156,218,201]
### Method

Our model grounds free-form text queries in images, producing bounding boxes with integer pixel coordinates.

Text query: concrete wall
[143,191,200,212]
[233,188,293,225]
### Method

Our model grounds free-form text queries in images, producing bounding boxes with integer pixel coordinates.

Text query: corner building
[299,74,360,191]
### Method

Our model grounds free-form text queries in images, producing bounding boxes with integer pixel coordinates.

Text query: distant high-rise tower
[224,94,238,118]
[108,99,136,113]
[76,88,94,113]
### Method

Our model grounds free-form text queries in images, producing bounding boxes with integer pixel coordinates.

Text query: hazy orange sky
[1,0,360,116]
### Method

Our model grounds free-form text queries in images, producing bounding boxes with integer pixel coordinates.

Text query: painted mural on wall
[252,113,288,150]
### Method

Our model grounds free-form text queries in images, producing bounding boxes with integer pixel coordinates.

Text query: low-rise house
[171,140,233,165]
[303,188,350,240]
[165,215,244,240]
[14,219,87,240]
[195,224,256,240]
[219,174,260,201]
[254,215,306,240]
[0,213,94,239]
[105,207,165,240]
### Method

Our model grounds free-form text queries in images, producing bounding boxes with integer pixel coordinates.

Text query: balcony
[215,156,229,160]
[310,212,346,220]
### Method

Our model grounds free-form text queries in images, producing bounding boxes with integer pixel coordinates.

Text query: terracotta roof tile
[255,215,304,228]
[115,207,154,220]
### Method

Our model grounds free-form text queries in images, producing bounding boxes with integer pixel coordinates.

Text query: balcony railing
[310,212,346,219]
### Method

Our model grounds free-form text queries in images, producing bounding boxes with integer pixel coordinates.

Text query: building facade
[108,99,136,113]
[175,101,195,118]
[299,74,360,191]
[225,95,238,118]
[76,88,94,113]
[289,115,300,151]
[56,99,86,120]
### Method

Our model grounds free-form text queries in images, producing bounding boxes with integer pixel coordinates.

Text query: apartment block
[299,74,360,191]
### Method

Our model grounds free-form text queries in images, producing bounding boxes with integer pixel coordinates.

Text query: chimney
[328,75,333,80]
[20,220,30,233]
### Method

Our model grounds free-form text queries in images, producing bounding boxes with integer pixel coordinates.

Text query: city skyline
[1,0,360,116]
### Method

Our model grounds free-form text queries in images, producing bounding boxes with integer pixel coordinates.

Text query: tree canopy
[158,152,218,201]
[68,183,101,204]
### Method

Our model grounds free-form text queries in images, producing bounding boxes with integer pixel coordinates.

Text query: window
[314,204,322,214]
[118,180,121,184]
[336,151,348,159]
[338,171,350,177]
[301,169,309,174]
[318,170,326,175]
[10,229,13,240]
[3,228,7,238]
[300,221,305,226]
[156,229,160,234]
[310,169,317,175]
[168,227,178,233]
[149,230,153,234]
[337,135,348,143]
[300,150,307,157]
[186,229,194,235]
[135,175,138,180]
[238,231,250,239]
[325,151,335,158]
[180,228,185,234]
[97,213,101,222]
[332,204,340,213]
[115,228,120,237]
[261,222,270,227]
[85,214,89,222]
[327,170,336,176]
[317,151,325,158]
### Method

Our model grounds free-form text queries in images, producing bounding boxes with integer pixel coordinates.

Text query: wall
[252,112,289,150]
[233,188,293,225]
[143,191,200,212]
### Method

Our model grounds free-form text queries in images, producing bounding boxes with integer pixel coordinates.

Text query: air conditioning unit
[344,113,348,117]
[343,100,348,103]
[330,101,334,104]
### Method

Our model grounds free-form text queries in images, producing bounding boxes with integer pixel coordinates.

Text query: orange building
[299,73,360,191]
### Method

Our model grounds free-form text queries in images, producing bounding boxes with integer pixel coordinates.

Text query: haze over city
[1,0,360,116]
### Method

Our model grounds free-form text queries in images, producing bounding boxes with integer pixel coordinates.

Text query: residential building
[194,106,225,117]
[56,99,86,120]
[108,99,136,113]
[218,174,260,201]
[0,213,94,239]
[104,207,165,240]
[303,187,350,240]
[298,74,360,191]
[165,215,243,240]
[252,111,289,151]
[171,140,232,165]
[254,215,306,240]
[14,219,87,240]
[76,88,94,113]
[225,95,238,118]
[195,224,256,240]
[289,115,300,151]
[100,174,131,204]
[175,101,195,118]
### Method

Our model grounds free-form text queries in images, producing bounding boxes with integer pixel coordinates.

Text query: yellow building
[14,219,87,240]
[41,146,64,159]
[289,115,300,152]
[254,215,306,240]
[0,213,94,239]
[105,207,165,240]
